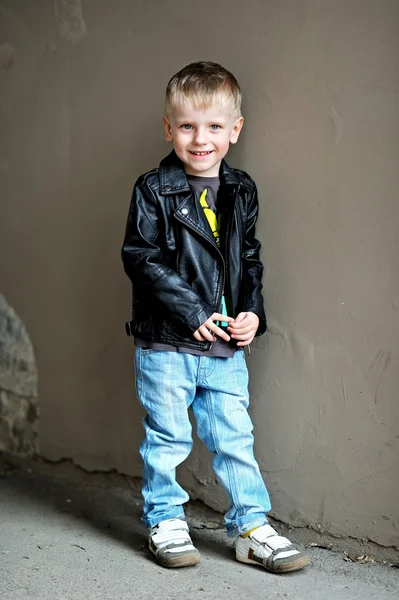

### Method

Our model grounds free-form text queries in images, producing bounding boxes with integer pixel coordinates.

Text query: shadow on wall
[0,294,39,455]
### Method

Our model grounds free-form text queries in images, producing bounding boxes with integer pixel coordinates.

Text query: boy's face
[163,100,244,177]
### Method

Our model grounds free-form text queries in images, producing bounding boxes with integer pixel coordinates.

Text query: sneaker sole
[150,548,201,568]
[237,554,311,573]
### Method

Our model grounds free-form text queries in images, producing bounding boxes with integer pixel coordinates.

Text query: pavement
[0,456,398,600]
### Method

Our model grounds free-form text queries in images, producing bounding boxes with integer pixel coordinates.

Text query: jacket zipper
[174,186,239,350]
[174,212,226,350]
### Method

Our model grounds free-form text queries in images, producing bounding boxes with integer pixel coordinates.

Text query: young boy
[122,61,310,573]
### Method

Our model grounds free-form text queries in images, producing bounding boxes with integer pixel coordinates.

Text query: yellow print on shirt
[199,188,220,246]
[199,188,228,326]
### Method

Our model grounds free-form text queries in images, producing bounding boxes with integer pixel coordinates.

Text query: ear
[230,116,244,144]
[163,116,173,142]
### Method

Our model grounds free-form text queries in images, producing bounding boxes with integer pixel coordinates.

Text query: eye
[210,124,221,130]
[181,124,193,130]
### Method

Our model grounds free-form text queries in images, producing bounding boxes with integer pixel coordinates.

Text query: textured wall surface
[0,1,398,547]
[0,294,39,455]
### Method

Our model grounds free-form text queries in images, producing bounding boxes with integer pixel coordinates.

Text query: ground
[1,456,398,600]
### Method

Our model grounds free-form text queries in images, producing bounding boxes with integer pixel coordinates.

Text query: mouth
[189,151,213,156]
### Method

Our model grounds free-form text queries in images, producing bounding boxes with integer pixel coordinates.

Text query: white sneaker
[235,524,310,573]
[149,518,200,568]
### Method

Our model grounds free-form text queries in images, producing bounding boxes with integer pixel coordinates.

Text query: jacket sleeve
[242,182,267,335]
[121,177,214,332]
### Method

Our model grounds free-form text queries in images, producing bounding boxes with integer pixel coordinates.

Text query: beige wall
[1,1,398,548]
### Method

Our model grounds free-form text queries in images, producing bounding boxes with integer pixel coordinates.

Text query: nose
[193,127,207,146]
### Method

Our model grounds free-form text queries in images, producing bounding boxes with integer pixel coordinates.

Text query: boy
[122,61,310,573]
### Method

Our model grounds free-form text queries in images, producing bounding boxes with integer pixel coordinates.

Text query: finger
[210,325,230,342]
[234,312,247,323]
[229,318,250,330]
[237,334,255,347]
[195,326,210,341]
[193,330,206,341]
[213,327,230,342]
[210,313,235,324]
[230,331,255,341]
[229,314,258,330]
[228,324,253,335]
[199,325,216,342]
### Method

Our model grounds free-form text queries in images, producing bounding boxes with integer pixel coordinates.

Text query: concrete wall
[0,294,39,454]
[1,1,398,548]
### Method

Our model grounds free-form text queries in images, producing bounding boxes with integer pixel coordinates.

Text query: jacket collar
[159,150,240,195]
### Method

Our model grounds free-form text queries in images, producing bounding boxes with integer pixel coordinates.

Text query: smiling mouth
[189,151,213,156]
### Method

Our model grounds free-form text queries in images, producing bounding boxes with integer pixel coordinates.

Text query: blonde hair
[165,61,242,117]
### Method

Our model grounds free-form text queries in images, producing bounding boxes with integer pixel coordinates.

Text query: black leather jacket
[122,151,266,351]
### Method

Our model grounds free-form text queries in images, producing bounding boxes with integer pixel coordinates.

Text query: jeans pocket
[234,351,249,393]
[140,348,159,356]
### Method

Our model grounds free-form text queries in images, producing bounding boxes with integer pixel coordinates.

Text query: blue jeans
[134,347,271,536]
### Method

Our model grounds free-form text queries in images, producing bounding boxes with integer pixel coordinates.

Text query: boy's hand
[227,311,259,347]
[193,313,235,342]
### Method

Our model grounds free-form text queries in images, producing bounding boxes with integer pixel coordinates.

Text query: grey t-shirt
[134,174,236,358]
